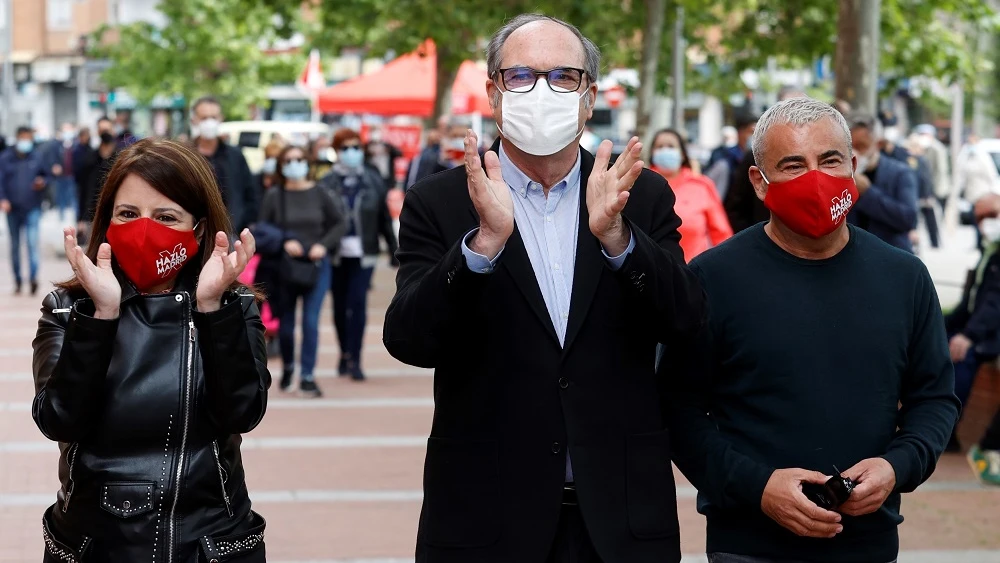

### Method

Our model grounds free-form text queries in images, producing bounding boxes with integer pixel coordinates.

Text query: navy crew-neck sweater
[665,224,960,562]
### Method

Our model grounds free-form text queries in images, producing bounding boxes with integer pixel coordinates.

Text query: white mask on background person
[855,155,868,174]
[261,158,277,175]
[499,83,586,156]
[982,218,1000,243]
[197,118,220,140]
[282,160,309,180]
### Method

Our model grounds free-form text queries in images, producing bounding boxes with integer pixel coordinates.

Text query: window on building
[46,0,73,30]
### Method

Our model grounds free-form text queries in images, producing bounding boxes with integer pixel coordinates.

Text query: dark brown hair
[58,138,261,300]
[332,128,362,150]
[650,128,692,169]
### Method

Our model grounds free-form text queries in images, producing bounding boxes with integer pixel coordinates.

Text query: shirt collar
[498,141,581,199]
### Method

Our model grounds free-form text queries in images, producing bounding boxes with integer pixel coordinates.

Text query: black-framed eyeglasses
[494,66,589,94]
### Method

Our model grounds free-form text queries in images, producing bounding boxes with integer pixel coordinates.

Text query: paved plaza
[0,212,998,562]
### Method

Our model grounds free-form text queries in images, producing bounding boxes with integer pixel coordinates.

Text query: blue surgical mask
[261,157,277,175]
[282,159,309,180]
[652,147,682,171]
[339,147,364,169]
[16,139,33,154]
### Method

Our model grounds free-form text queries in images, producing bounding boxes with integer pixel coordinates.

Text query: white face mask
[982,218,1000,243]
[499,83,585,156]
[195,118,220,140]
[261,157,277,175]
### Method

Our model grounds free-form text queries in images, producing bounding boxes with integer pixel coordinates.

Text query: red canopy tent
[316,40,490,117]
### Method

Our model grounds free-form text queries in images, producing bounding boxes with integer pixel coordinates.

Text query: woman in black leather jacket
[32,138,271,562]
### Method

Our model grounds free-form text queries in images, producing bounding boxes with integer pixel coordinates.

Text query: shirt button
[558,377,569,389]
[546,216,552,222]
[553,263,560,270]
[551,442,562,454]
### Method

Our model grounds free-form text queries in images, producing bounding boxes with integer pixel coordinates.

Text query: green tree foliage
[91,0,301,120]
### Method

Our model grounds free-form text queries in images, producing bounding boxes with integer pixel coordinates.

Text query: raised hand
[196,229,256,313]
[587,137,643,255]
[464,129,513,260]
[64,226,121,319]
[761,468,843,538]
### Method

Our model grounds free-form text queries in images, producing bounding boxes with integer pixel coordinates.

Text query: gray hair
[486,14,600,109]
[751,97,853,170]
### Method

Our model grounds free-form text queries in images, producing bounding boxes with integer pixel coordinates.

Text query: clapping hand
[196,229,255,313]
[64,227,121,319]
[587,137,643,256]
[464,129,513,260]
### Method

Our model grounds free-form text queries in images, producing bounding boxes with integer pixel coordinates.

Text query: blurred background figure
[256,138,286,204]
[364,129,403,190]
[0,126,49,295]
[308,135,334,181]
[259,144,344,397]
[73,125,119,247]
[649,128,732,261]
[914,124,953,210]
[957,135,1000,205]
[319,128,398,381]
[404,116,447,190]
[39,123,79,222]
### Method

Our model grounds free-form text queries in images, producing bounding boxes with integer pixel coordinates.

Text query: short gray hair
[486,14,601,83]
[751,97,853,169]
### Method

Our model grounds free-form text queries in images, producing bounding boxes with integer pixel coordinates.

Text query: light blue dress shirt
[461,143,635,481]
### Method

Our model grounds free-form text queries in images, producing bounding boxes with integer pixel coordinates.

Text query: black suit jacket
[383,140,706,563]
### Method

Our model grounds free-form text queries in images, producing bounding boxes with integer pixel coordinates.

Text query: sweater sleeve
[880,266,961,493]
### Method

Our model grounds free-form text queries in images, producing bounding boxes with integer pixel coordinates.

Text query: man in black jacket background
[384,12,705,563]
[190,96,258,233]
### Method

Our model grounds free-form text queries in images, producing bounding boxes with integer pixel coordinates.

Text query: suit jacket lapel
[562,150,603,356]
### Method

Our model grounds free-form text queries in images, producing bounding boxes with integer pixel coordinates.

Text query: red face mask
[106,218,200,293]
[762,169,858,239]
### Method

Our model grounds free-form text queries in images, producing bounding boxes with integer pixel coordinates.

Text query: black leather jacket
[31,269,271,562]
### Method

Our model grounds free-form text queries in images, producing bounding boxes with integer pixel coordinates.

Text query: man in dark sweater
[665,97,960,562]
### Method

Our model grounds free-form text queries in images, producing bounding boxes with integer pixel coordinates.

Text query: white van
[217,121,332,173]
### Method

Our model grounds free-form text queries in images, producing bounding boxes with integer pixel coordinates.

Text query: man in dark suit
[847,114,919,252]
[383,13,705,563]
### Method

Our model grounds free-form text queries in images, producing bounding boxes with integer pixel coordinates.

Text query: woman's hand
[284,239,304,257]
[196,229,256,313]
[308,244,327,261]
[64,227,121,319]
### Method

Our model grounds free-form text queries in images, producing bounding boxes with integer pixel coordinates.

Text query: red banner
[381,124,424,161]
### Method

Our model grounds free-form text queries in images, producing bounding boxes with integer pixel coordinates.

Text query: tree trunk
[432,44,460,126]
[834,0,880,116]
[635,0,666,144]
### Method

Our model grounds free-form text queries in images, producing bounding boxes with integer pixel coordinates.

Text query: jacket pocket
[199,510,266,562]
[212,441,234,517]
[626,429,680,539]
[43,504,92,562]
[99,481,155,518]
[421,437,500,548]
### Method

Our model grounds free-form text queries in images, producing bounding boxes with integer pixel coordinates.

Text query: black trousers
[709,554,896,563]
[982,406,1000,450]
[546,486,603,563]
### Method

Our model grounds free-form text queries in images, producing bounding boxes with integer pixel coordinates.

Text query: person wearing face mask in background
[880,120,940,249]
[259,145,345,397]
[385,13,705,563]
[33,138,270,563]
[307,135,334,181]
[845,114,919,253]
[439,121,471,170]
[41,123,80,222]
[364,129,404,190]
[75,130,120,247]
[650,128,732,262]
[665,97,959,563]
[913,124,953,210]
[190,96,258,234]
[0,126,49,295]
[405,118,448,191]
[318,129,398,381]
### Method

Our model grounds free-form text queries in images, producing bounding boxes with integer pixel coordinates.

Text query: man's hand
[283,240,304,258]
[949,333,974,362]
[853,171,871,196]
[761,469,843,538]
[307,243,327,261]
[52,164,63,176]
[839,458,896,517]
[0,200,9,213]
[33,177,46,191]
[587,137,643,256]
[464,129,512,260]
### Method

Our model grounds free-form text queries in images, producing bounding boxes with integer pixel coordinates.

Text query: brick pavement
[0,213,998,562]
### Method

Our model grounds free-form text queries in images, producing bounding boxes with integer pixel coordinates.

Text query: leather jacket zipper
[212,440,233,517]
[62,443,79,512]
[168,311,196,562]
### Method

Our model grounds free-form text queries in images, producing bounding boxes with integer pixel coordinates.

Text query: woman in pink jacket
[650,128,733,261]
